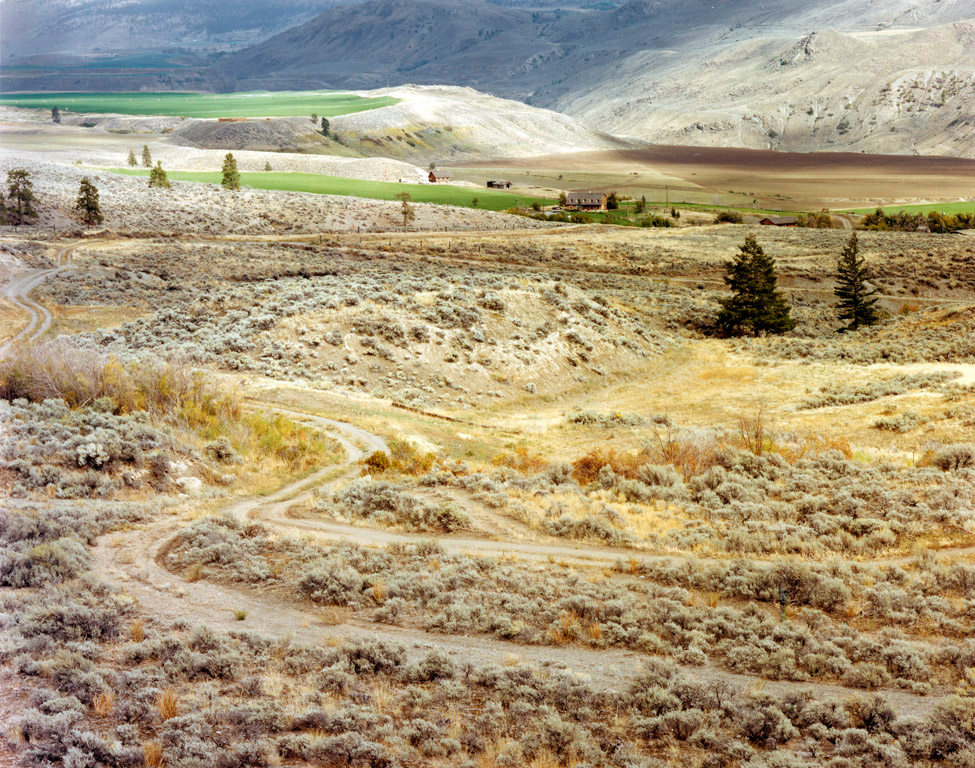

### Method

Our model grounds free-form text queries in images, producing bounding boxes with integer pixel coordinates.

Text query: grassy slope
[0,91,398,118]
[110,169,553,211]
[843,202,975,216]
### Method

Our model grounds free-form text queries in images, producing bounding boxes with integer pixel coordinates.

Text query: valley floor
[3,117,975,768]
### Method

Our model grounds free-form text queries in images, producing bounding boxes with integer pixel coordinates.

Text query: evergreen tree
[606,191,619,210]
[834,233,879,331]
[127,149,138,167]
[6,169,38,227]
[320,117,330,137]
[264,161,272,172]
[395,192,415,228]
[75,177,103,227]
[221,152,240,191]
[148,161,171,189]
[141,145,152,168]
[51,106,61,124]
[716,234,795,336]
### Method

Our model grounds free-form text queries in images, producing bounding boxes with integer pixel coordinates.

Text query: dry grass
[157,688,179,721]
[92,690,114,717]
[129,618,145,643]
[143,741,163,768]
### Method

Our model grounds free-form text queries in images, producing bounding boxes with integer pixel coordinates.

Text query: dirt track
[0,240,80,353]
[0,236,963,718]
[86,400,948,714]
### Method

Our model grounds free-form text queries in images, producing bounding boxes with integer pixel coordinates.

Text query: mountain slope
[558,22,975,157]
[213,0,975,156]
[0,0,337,61]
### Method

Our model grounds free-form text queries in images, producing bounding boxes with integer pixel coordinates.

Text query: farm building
[760,216,799,227]
[487,180,512,189]
[429,170,453,183]
[565,191,607,211]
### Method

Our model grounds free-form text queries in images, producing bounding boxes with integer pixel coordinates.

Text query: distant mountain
[0,0,341,61]
[211,0,975,156]
[4,0,975,157]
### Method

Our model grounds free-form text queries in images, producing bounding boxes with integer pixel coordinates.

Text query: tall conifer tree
[717,234,795,336]
[834,233,879,331]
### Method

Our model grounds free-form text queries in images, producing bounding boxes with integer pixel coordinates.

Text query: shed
[760,216,799,227]
[565,191,608,211]
[429,170,452,183]
[487,180,512,189]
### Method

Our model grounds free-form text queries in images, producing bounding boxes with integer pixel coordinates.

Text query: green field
[0,91,398,119]
[110,169,553,211]
[843,201,975,216]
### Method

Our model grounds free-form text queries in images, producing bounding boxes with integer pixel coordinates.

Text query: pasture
[0,90,398,118]
[110,168,552,210]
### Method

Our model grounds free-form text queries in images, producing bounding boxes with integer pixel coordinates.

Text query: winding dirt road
[89,403,947,714]
[0,241,80,354]
[0,238,957,715]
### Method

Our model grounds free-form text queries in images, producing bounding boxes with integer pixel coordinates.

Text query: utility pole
[665,184,669,208]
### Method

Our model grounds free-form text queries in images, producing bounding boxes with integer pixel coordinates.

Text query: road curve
[90,404,946,714]
[0,242,947,712]
[0,241,82,356]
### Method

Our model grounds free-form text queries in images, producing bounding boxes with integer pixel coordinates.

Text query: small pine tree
[148,161,171,189]
[671,207,680,219]
[834,233,879,331]
[264,161,272,172]
[471,197,479,209]
[396,192,415,228]
[141,145,152,169]
[716,234,795,337]
[321,117,330,137]
[6,169,38,226]
[51,106,61,124]
[311,112,318,123]
[75,176,103,227]
[127,149,138,167]
[606,192,619,210]
[221,152,240,191]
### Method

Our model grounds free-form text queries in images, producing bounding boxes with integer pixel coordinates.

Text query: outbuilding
[487,180,512,189]
[429,170,452,183]
[759,216,799,227]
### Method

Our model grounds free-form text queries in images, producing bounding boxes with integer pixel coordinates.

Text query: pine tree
[127,149,138,167]
[834,233,879,331]
[396,192,415,228]
[148,161,171,189]
[716,234,795,336]
[264,161,272,172]
[221,152,240,191]
[6,169,38,227]
[51,106,61,124]
[141,145,152,168]
[75,177,103,227]
[320,117,330,137]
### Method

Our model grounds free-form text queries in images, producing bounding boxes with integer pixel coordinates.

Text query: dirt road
[0,240,82,354]
[0,239,954,716]
[90,403,948,714]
